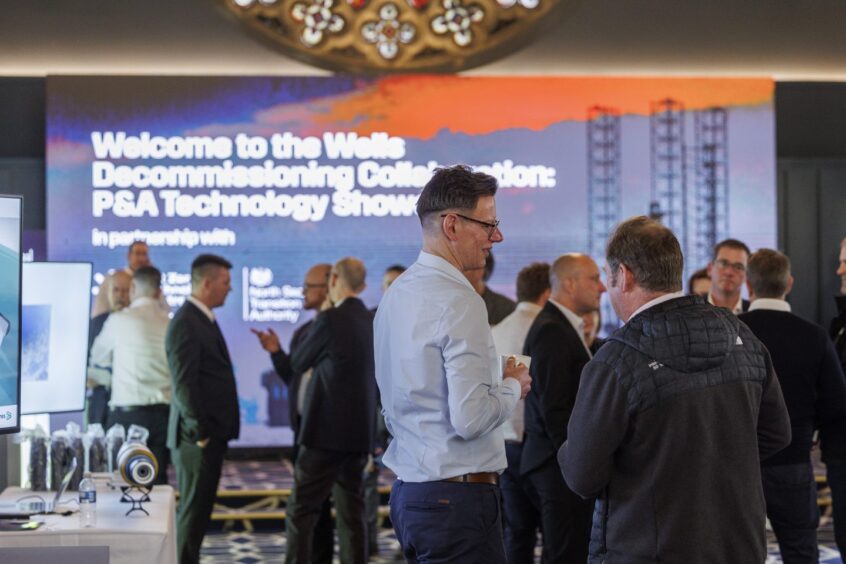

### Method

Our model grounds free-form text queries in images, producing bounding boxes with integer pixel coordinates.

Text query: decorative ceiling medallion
[220,0,562,72]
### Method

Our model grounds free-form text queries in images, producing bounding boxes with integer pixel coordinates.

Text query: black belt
[112,404,169,413]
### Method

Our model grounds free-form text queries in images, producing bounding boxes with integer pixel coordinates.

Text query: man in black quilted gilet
[558,216,791,564]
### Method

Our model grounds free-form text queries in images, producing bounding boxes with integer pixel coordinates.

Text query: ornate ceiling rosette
[220,0,562,73]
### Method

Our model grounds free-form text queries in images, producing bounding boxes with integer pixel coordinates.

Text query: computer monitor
[21,262,92,415]
[0,195,22,434]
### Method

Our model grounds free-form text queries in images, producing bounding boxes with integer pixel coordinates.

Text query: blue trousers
[762,463,819,564]
[390,480,506,564]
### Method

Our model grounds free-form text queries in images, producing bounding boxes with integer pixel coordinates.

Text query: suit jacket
[269,319,314,437]
[521,301,591,475]
[166,300,240,449]
[291,297,377,453]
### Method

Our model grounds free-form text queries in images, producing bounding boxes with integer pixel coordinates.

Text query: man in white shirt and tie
[89,265,171,483]
[374,164,532,564]
[491,262,550,564]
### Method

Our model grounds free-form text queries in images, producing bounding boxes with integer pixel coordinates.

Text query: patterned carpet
[191,459,843,563]
[199,525,844,563]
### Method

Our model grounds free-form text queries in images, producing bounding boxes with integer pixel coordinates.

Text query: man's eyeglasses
[714,259,746,273]
[303,283,328,289]
[441,213,501,239]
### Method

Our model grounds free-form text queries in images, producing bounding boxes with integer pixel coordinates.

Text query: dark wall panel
[0,78,44,158]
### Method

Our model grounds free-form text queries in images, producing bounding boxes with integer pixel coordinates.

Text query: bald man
[284,257,378,564]
[252,263,335,563]
[521,253,605,563]
[91,240,152,318]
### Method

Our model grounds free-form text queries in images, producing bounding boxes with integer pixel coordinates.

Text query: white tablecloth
[0,485,177,564]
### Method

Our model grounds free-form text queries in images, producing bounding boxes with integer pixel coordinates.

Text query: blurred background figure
[687,267,711,296]
[86,269,132,427]
[466,252,517,325]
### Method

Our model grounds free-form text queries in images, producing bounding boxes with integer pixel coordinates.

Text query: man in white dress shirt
[89,265,171,483]
[374,164,532,564]
[491,262,550,564]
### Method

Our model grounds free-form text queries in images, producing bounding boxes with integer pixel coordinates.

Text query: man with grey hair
[89,266,171,483]
[559,216,791,563]
[739,249,846,563]
[285,257,377,564]
[375,165,531,564]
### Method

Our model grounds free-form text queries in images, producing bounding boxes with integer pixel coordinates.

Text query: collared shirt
[548,299,593,358]
[707,293,744,315]
[88,296,171,407]
[187,295,215,322]
[374,250,521,482]
[491,301,542,442]
[631,291,687,320]
[748,298,792,313]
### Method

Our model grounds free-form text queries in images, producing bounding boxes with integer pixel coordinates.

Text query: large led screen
[0,195,22,433]
[47,76,777,446]
[21,262,92,414]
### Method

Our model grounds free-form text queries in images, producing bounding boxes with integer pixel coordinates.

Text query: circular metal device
[117,441,159,488]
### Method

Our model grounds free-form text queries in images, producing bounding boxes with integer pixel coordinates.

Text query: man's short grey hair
[747,249,791,299]
[335,257,367,293]
[606,216,683,292]
[133,266,162,297]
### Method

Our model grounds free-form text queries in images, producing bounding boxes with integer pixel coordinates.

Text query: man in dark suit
[825,237,846,556]
[739,248,846,563]
[166,254,240,564]
[284,257,377,564]
[522,253,605,562]
[251,262,335,563]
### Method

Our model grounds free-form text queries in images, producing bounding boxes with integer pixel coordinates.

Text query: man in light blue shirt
[374,164,532,563]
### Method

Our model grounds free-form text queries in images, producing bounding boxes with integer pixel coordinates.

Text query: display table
[0,485,177,564]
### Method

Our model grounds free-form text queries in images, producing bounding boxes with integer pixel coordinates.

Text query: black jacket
[559,296,791,564]
[291,297,377,453]
[822,295,846,462]
[832,295,846,372]
[166,301,240,448]
[521,301,591,475]
[269,319,315,437]
[740,308,846,465]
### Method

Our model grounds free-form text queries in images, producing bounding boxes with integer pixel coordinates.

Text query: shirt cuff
[502,376,521,399]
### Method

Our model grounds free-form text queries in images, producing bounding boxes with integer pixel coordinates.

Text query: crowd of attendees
[84,164,846,564]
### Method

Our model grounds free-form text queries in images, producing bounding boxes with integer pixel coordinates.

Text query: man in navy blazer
[166,254,240,564]
[521,253,605,562]
[740,249,846,563]
[284,257,378,564]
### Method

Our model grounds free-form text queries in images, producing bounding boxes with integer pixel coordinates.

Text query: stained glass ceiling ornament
[219,0,561,72]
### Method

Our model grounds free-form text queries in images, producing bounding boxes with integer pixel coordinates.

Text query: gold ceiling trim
[218,0,562,73]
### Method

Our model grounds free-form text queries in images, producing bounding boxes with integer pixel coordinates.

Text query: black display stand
[119,486,152,516]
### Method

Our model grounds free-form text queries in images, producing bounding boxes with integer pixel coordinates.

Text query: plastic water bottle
[79,472,97,527]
